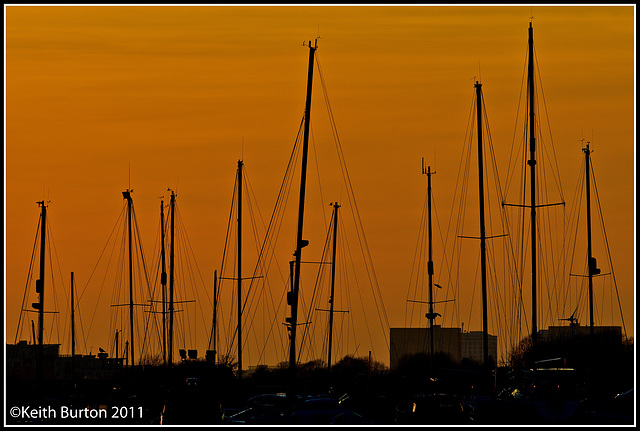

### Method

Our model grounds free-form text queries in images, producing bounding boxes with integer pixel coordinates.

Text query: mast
[31,320,36,346]
[237,159,243,378]
[115,330,119,366]
[160,199,167,365]
[475,81,489,368]
[123,189,135,366]
[527,22,539,349]
[327,202,340,371]
[71,271,76,377]
[168,190,176,367]
[213,270,218,366]
[583,142,599,336]
[288,39,317,385]
[35,201,46,381]
[422,163,439,372]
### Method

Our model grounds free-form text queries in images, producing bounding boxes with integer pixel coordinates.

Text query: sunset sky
[5,5,635,367]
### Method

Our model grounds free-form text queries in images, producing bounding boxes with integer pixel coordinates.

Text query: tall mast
[213,270,218,366]
[160,199,167,365]
[168,190,175,367]
[422,163,438,372]
[237,159,243,378]
[123,189,135,366]
[115,330,119,366]
[583,142,599,336]
[527,22,538,349]
[288,39,317,385]
[31,320,36,346]
[327,202,340,371]
[34,201,47,381]
[71,271,76,377]
[475,81,489,368]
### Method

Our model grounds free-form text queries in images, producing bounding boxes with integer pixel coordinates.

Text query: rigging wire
[173,203,211,352]
[81,205,126,351]
[244,168,290,364]
[590,160,627,336]
[298,208,333,362]
[316,51,391,357]
[46,219,64,346]
[244,121,305,365]
[218,117,305,366]
[130,201,157,361]
[15,213,41,344]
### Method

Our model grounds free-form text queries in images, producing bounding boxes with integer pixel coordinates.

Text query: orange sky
[5,5,635,367]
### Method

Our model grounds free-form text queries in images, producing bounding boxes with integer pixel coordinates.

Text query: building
[6,340,60,381]
[461,331,497,365]
[389,326,497,369]
[6,340,123,383]
[540,325,622,344]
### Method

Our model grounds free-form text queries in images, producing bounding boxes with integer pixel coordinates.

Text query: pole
[160,199,167,365]
[584,142,598,336]
[237,160,243,378]
[31,320,36,346]
[475,82,489,368]
[289,39,316,389]
[422,163,438,375]
[213,270,218,366]
[169,191,175,367]
[328,202,340,371]
[35,201,47,382]
[527,22,538,350]
[71,271,76,379]
[123,190,135,367]
[115,330,119,367]
[427,167,434,364]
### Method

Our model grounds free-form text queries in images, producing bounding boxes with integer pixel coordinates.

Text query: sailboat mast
[423,164,437,369]
[31,320,37,346]
[327,202,340,371]
[289,39,316,381]
[213,269,218,366]
[36,201,46,349]
[420,158,439,373]
[583,142,597,335]
[237,159,243,378]
[475,81,489,368]
[123,189,135,366]
[527,22,539,349]
[160,199,167,365]
[71,272,75,370]
[115,330,119,365]
[168,190,175,367]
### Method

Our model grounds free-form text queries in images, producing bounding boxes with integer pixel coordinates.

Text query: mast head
[421,158,435,177]
[303,39,318,50]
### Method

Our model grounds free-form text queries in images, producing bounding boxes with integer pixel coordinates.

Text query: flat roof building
[389,326,497,369]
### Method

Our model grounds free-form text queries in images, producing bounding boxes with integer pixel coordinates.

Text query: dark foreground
[5,359,635,426]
